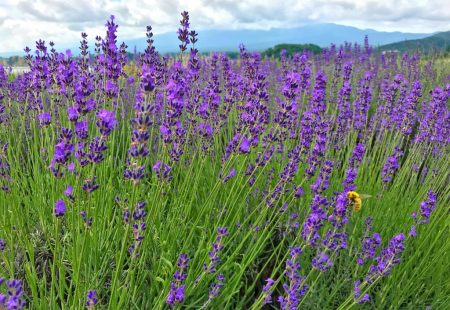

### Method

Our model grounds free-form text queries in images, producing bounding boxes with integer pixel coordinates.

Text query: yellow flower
[347,191,362,212]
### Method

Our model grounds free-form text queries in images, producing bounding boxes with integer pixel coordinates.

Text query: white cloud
[1,0,449,53]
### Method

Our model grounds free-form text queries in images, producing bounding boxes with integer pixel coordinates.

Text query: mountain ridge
[0,23,432,57]
[127,23,431,53]
[379,31,450,53]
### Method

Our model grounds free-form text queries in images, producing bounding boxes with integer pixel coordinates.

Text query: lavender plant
[0,11,449,310]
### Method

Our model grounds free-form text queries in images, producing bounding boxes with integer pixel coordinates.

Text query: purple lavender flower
[0,279,26,309]
[208,274,225,300]
[64,185,74,198]
[203,227,229,273]
[0,239,6,251]
[239,136,251,154]
[0,142,11,192]
[67,106,79,122]
[160,125,172,143]
[53,141,74,164]
[279,146,301,184]
[51,128,75,170]
[67,162,76,172]
[311,251,333,272]
[357,232,381,265]
[166,253,189,306]
[75,120,88,140]
[124,88,154,184]
[415,86,450,144]
[223,168,236,183]
[342,143,365,191]
[381,147,403,183]
[354,233,406,304]
[356,217,381,265]
[304,120,329,177]
[302,211,323,247]
[408,225,417,237]
[197,122,213,137]
[82,177,99,193]
[80,211,93,228]
[335,80,352,142]
[328,192,349,228]
[54,199,66,217]
[410,190,437,235]
[398,81,422,135]
[96,110,117,136]
[261,278,275,305]
[152,161,161,173]
[322,230,348,252]
[310,160,333,194]
[128,201,147,257]
[278,246,308,309]
[416,190,437,224]
[122,207,130,224]
[39,112,52,126]
[153,160,172,182]
[105,80,118,98]
[353,280,370,304]
[294,185,304,198]
[123,163,145,185]
[223,133,242,161]
[166,284,185,307]
[353,72,373,132]
[141,69,155,92]
[366,233,406,282]
[177,11,191,53]
[64,185,73,196]
[86,290,98,309]
[88,137,108,164]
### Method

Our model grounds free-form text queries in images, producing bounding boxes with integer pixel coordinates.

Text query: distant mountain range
[0,23,433,58]
[379,31,450,53]
[2,23,449,61]
[127,23,431,53]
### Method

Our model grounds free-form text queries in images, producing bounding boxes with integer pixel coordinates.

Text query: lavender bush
[0,12,449,309]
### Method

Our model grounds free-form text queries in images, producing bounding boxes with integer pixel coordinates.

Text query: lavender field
[0,12,449,309]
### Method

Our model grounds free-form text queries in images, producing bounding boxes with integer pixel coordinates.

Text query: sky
[0,0,449,54]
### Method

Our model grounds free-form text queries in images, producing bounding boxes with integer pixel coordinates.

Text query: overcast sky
[1,0,449,53]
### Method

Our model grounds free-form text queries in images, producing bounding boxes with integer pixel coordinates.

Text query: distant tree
[262,44,322,58]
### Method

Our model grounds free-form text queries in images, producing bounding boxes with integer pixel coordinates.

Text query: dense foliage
[0,12,449,309]
[379,31,450,54]
[262,43,323,58]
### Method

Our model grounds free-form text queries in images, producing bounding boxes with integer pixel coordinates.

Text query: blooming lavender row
[0,10,448,310]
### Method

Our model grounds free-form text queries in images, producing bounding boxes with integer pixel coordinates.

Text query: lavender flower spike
[54,199,66,217]
[166,253,189,306]
[86,290,98,309]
